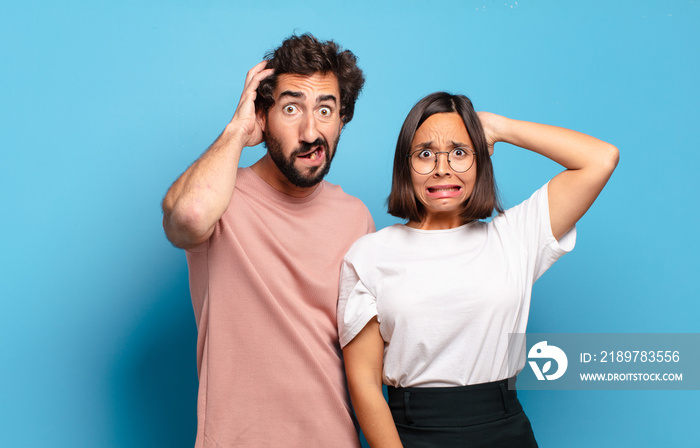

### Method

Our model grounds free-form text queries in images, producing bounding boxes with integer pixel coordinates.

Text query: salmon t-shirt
[185,167,374,448]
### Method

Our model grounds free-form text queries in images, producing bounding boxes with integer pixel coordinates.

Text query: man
[162,34,373,447]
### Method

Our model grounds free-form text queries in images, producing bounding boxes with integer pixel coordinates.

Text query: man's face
[261,72,344,188]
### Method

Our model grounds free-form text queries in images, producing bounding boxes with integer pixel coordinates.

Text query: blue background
[2,1,698,446]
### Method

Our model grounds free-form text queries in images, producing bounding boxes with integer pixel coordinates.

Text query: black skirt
[387,378,538,448]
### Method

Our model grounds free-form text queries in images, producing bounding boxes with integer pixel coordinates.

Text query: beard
[264,133,340,188]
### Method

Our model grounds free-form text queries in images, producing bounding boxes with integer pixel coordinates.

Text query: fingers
[234,62,274,119]
[229,62,275,143]
[244,60,268,85]
[238,67,274,109]
[248,68,275,92]
[243,61,274,93]
[476,111,504,156]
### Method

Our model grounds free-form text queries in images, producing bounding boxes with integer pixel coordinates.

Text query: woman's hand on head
[481,114,619,240]
[477,111,508,156]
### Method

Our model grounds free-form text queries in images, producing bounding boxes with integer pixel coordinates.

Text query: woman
[338,92,618,447]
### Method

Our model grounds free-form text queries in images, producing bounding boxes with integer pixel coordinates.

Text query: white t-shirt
[338,183,576,387]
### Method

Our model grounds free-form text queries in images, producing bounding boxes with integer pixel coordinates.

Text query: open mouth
[426,185,462,198]
[297,147,324,161]
[427,186,461,193]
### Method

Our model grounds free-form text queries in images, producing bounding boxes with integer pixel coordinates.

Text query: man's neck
[250,154,320,198]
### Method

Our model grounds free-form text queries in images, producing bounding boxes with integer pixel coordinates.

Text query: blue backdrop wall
[2,1,698,446]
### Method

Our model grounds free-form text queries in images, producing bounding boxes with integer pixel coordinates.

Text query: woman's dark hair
[387,92,503,223]
[254,33,365,124]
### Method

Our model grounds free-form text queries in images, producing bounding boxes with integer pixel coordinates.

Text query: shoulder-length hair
[387,92,502,223]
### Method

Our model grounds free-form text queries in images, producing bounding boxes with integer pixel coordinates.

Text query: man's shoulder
[316,181,375,236]
[319,180,358,200]
[318,180,369,212]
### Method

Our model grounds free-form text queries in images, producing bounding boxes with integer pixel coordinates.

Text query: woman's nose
[434,152,451,176]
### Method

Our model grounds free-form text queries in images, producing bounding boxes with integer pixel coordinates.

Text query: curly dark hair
[387,92,503,224]
[254,33,365,124]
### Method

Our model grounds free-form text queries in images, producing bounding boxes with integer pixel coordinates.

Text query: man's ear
[257,109,266,132]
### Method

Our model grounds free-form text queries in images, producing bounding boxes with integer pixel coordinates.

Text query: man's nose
[300,113,319,143]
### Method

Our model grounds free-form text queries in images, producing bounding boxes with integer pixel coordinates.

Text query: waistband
[387,378,522,427]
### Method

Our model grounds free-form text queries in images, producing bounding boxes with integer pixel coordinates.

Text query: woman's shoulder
[344,224,407,260]
[491,183,550,225]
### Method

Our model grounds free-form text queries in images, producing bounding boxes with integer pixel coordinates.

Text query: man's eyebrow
[278,90,305,100]
[277,91,337,105]
[318,94,337,104]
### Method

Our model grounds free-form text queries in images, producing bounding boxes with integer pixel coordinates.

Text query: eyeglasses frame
[406,147,476,175]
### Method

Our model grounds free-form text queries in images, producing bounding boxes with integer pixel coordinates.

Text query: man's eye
[284,105,298,114]
[319,107,331,117]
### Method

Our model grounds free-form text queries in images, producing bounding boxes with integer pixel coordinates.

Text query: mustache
[291,138,328,157]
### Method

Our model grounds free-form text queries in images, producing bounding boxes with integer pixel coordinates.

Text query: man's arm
[162,62,274,249]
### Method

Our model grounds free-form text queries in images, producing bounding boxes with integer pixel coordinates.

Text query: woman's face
[409,112,477,229]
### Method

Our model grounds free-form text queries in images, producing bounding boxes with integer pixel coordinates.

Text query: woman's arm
[343,317,403,448]
[478,112,619,240]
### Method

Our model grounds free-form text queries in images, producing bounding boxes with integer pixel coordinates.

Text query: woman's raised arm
[478,112,619,240]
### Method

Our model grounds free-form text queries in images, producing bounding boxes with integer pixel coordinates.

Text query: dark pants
[387,378,538,448]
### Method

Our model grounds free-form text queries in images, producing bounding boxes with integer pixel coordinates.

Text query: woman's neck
[406,213,467,230]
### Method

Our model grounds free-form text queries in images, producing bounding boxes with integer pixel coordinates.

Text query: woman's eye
[453,148,466,157]
[418,150,433,159]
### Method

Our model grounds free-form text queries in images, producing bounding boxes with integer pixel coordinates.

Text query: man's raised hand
[229,61,275,148]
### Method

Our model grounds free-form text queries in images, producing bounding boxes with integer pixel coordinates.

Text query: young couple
[163,33,618,448]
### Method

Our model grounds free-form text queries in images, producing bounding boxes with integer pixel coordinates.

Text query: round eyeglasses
[407,147,476,175]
